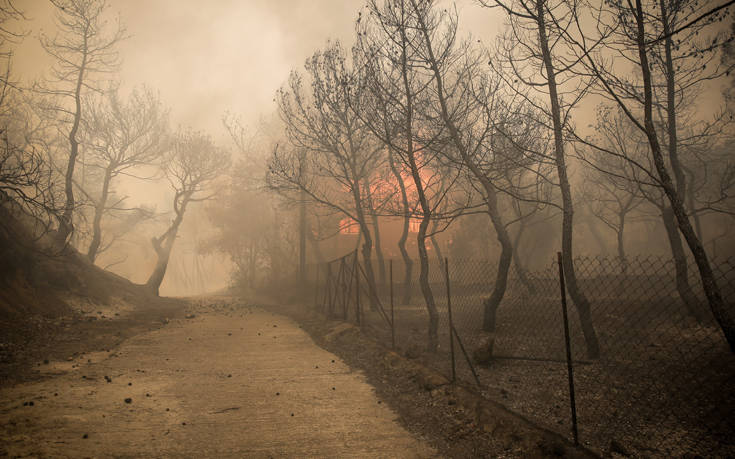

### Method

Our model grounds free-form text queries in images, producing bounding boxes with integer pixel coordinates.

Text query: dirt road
[0,301,437,458]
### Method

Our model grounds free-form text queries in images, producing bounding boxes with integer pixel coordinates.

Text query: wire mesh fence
[312,251,735,457]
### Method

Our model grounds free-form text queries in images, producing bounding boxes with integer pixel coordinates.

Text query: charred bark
[87,166,113,262]
[537,0,600,358]
[633,0,734,352]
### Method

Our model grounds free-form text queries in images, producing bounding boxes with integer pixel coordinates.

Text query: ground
[1,298,436,458]
[0,295,592,458]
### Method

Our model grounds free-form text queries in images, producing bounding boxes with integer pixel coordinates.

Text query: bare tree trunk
[429,217,444,269]
[401,1,438,351]
[662,207,706,321]
[410,0,512,345]
[364,179,387,286]
[633,0,735,351]
[307,222,325,266]
[616,212,628,274]
[373,214,386,286]
[512,219,536,294]
[248,240,256,288]
[417,214,439,352]
[56,52,88,247]
[87,166,113,262]
[298,189,306,284]
[352,183,380,310]
[537,0,600,358]
[388,148,413,304]
[146,220,183,295]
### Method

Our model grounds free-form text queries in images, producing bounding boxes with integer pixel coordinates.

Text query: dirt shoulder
[0,291,186,387]
[259,300,598,459]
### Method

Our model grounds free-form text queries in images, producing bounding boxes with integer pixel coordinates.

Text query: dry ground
[1,298,437,458]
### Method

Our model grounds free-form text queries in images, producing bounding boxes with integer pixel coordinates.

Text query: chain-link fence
[313,251,735,457]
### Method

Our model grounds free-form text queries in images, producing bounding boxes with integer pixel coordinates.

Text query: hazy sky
[14,0,499,140]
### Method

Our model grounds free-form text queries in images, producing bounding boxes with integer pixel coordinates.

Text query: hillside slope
[0,200,185,385]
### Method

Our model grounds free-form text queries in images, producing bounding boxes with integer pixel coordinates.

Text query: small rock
[472,334,495,365]
[332,387,335,391]
[227,374,232,378]
[104,376,112,383]
[128,382,132,386]
[609,439,631,457]
[54,393,58,396]
[228,332,232,336]
[182,422,186,425]
[290,413,294,417]
[124,398,132,404]
[43,359,49,364]
[185,314,196,319]
[146,393,151,397]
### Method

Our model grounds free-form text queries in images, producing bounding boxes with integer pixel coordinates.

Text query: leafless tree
[37,0,126,247]
[483,0,601,358]
[146,129,229,295]
[579,105,647,273]
[80,86,169,262]
[269,41,384,308]
[563,0,735,350]
[356,0,458,351]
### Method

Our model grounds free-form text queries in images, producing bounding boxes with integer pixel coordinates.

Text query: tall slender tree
[37,0,126,247]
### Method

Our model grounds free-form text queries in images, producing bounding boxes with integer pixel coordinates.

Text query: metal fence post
[445,257,456,383]
[355,255,361,326]
[557,251,579,446]
[390,259,395,349]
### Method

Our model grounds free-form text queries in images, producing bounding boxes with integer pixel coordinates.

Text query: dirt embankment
[0,203,187,386]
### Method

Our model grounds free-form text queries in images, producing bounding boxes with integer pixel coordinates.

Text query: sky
[14,0,500,140]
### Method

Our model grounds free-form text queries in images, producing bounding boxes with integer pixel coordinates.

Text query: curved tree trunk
[633,0,734,352]
[410,0,513,347]
[146,222,182,296]
[616,213,628,274]
[87,166,113,262]
[511,219,536,294]
[662,207,706,321]
[56,51,89,247]
[417,215,439,352]
[364,180,387,286]
[351,183,380,310]
[537,0,600,358]
[429,218,444,270]
[388,148,413,304]
[146,196,188,295]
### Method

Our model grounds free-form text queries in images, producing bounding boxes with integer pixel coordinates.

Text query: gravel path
[0,303,437,458]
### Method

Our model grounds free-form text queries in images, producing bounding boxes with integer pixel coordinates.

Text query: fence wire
[313,251,735,457]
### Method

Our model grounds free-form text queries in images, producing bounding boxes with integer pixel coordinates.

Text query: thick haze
[15,0,497,136]
[10,0,500,295]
